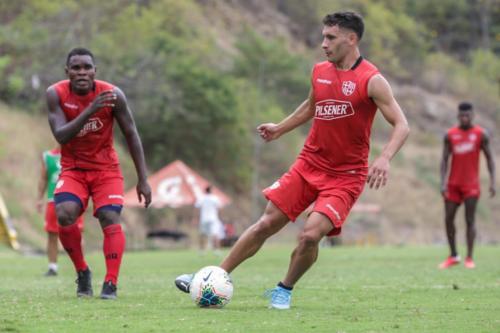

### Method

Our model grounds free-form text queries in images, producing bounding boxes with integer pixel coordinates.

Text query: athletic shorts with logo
[54,169,124,216]
[445,184,480,204]
[263,158,366,236]
[45,201,84,233]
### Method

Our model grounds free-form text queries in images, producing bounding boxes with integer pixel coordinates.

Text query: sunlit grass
[0,244,499,332]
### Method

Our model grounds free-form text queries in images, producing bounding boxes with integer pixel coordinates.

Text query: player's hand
[88,90,117,114]
[137,179,152,208]
[440,185,447,198]
[36,199,44,213]
[490,184,496,198]
[257,123,281,142]
[367,156,390,189]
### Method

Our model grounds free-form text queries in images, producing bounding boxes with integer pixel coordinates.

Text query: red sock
[103,224,126,285]
[59,223,87,272]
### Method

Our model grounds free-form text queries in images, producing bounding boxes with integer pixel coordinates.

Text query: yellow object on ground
[0,192,20,250]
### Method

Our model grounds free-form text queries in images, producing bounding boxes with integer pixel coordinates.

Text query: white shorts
[199,222,213,236]
[199,219,225,239]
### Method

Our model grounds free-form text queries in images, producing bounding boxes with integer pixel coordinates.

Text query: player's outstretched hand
[490,184,496,198]
[257,123,281,142]
[137,179,152,208]
[367,156,390,189]
[89,90,117,114]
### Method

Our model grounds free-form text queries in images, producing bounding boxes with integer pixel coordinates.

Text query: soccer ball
[190,266,233,308]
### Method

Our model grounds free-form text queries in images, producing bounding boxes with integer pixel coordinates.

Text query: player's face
[458,110,473,128]
[65,55,96,95]
[321,25,353,63]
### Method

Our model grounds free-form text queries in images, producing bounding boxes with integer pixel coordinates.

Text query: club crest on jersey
[315,99,355,120]
[342,81,356,96]
[77,117,104,137]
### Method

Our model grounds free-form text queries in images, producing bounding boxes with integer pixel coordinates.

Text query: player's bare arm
[480,130,496,197]
[440,134,452,197]
[257,89,315,142]
[366,74,410,189]
[37,155,48,213]
[47,87,117,144]
[112,87,152,208]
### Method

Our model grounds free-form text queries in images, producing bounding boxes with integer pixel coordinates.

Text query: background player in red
[37,145,84,276]
[439,102,496,269]
[176,11,410,309]
[46,48,152,299]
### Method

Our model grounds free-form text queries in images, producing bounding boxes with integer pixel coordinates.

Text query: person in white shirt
[195,186,224,254]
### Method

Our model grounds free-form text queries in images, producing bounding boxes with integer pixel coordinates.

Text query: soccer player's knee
[299,232,321,248]
[56,209,77,227]
[253,217,275,237]
[97,209,120,228]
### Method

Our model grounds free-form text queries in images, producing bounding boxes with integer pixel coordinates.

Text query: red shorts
[445,184,480,204]
[45,201,84,233]
[54,168,124,216]
[263,159,366,236]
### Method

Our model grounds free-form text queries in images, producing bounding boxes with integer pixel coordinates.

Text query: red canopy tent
[123,160,231,209]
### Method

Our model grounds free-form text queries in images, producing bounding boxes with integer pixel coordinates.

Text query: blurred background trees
[0,0,498,247]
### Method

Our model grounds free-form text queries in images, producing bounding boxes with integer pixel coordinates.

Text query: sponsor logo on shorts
[326,204,341,221]
[269,181,281,190]
[342,81,356,96]
[108,195,124,199]
[77,117,104,137]
[316,78,332,85]
[56,179,64,189]
[315,99,354,120]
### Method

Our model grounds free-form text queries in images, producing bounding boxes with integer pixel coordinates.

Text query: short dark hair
[66,47,95,66]
[458,102,473,112]
[322,11,364,41]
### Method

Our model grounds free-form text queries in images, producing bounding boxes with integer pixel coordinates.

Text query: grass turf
[0,244,499,333]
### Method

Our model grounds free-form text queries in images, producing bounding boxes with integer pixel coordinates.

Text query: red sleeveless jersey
[447,125,483,187]
[51,80,120,170]
[299,59,380,175]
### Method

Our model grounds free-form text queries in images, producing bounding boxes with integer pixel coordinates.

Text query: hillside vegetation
[0,0,499,250]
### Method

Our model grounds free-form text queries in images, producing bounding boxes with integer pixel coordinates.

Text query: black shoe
[100,281,117,300]
[76,267,93,297]
[44,268,58,277]
[174,273,193,293]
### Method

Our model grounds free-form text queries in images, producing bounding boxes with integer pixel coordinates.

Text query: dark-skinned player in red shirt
[47,48,152,299]
[439,102,496,269]
[175,12,409,309]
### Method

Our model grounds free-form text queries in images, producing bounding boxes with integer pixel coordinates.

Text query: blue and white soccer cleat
[264,286,292,310]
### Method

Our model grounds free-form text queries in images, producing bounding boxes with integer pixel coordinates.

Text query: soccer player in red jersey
[46,48,152,299]
[176,11,409,309]
[439,102,496,269]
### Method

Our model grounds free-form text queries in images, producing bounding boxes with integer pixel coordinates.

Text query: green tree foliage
[233,29,311,112]
[0,0,498,194]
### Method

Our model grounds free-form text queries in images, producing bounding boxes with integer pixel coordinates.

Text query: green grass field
[0,244,499,333]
